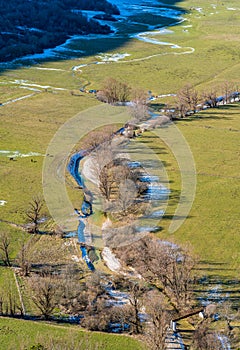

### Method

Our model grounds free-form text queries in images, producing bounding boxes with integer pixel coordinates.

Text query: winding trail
[12,268,26,316]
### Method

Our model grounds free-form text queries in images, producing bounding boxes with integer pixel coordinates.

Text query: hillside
[0,0,119,62]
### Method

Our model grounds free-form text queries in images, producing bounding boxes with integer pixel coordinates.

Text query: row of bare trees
[91,141,147,217]
[116,237,196,313]
[168,81,239,118]
[96,77,239,120]
[115,237,240,349]
[0,280,23,316]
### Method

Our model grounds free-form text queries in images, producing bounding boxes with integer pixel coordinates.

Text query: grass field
[0,317,145,350]
[0,0,239,348]
[140,104,240,275]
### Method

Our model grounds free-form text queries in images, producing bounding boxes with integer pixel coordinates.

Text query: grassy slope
[0,267,21,310]
[0,317,145,350]
[141,104,240,275]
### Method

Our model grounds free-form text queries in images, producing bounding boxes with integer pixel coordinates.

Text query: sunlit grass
[0,317,146,350]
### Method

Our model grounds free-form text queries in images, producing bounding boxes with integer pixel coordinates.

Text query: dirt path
[12,268,26,316]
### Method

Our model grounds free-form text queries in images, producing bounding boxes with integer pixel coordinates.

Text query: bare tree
[84,125,116,151]
[117,238,197,312]
[0,233,11,266]
[91,144,115,203]
[17,239,32,276]
[144,291,172,350]
[203,88,219,108]
[128,283,144,334]
[175,98,189,118]
[26,196,44,233]
[218,301,235,336]
[85,271,106,306]
[29,275,60,319]
[129,88,149,121]
[191,87,201,113]
[105,277,146,334]
[59,264,88,315]
[99,166,114,202]
[222,81,234,104]
[131,88,148,104]
[81,272,111,331]
[118,178,138,213]
[191,320,222,350]
[129,102,149,122]
[175,84,200,117]
[99,77,131,104]
[124,281,146,334]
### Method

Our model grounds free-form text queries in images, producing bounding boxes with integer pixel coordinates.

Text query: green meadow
[0,0,239,347]
[0,317,145,350]
[142,105,240,275]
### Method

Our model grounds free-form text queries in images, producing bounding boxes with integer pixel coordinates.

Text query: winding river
[67,149,95,270]
[0,0,189,68]
[66,116,170,270]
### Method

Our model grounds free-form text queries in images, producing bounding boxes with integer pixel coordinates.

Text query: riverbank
[0,3,239,347]
[67,108,173,240]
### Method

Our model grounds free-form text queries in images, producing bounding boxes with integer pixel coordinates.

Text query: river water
[0,0,184,67]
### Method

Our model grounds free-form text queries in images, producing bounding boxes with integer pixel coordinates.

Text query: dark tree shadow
[0,0,187,73]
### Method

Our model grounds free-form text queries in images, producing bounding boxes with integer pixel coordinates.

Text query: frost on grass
[0,150,44,158]
[96,53,131,62]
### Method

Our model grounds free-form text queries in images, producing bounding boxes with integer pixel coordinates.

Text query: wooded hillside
[0,0,120,62]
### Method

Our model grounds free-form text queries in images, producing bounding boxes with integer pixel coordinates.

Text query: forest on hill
[0,0,120,62]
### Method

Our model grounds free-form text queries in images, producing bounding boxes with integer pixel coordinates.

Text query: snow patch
[0,150,44,158]
[96,52,131,62]
[10,80,67,91]
[71,255,81,262]
[34,67,66,71]
[102,247,122,272]
[194,7,203,13]
[2,94,36,105]
[19,86,41,92]
[217,334,231,350]
[157,93,177,98]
